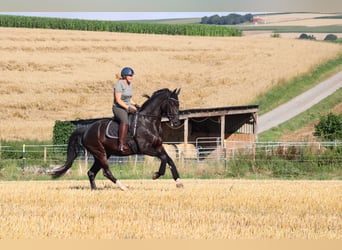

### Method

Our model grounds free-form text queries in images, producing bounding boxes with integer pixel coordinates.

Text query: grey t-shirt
[113,80,133,107]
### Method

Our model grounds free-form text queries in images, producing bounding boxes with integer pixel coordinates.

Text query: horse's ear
[142,93,151,99]
[176,88,181,95]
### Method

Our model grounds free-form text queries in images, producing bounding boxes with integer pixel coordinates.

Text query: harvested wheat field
[0,27,341,140]
[0,179,341,239]
[254,13,342,27]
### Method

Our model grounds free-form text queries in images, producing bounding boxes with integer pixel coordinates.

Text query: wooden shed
[161,105,258,159]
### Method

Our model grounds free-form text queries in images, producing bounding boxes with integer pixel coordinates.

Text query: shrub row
[299,33,339,41]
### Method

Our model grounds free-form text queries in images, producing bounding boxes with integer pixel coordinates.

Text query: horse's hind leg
[87,160,101,190]
[102,164,127,191]
[102,159,127,191]
[87,144,126,191]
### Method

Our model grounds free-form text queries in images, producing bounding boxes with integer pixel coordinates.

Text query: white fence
[1,138,341,167]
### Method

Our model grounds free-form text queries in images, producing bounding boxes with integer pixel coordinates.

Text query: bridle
[165,96,179,122]
[136,95,179,119]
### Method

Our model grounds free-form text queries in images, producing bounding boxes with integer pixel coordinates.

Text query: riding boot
[118,123,129,152]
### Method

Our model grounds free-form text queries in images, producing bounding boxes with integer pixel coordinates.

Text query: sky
[0,0,340,21]
[0,0,340,13]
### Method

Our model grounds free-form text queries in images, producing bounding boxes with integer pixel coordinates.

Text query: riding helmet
[121,67,134,78]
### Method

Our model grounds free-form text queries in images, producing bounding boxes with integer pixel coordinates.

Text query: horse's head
[164,88,181,127]
[140,88,181,126]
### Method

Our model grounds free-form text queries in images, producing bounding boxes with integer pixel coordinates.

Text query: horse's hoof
[116,181,128,191]
[152,172,160,180]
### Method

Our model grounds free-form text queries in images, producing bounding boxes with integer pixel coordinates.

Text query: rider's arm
[114,92,130,111]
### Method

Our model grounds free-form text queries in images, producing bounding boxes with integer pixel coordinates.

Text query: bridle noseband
[165,96,179,120]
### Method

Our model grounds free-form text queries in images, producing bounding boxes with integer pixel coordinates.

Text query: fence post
[22,144,26,169]
[44,146,47,162]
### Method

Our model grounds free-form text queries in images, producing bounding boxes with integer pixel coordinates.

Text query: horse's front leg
[154,149,184,188]
[167,157,184,188]
[152,159,166,180]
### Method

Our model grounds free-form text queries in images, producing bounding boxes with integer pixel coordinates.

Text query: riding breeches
[113,106,129,123]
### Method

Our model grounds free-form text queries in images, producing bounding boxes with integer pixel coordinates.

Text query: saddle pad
[105,120,119,138]
[105,119,139,153]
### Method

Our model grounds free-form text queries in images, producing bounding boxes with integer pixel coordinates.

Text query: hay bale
[176,143,197,159]
[163,144,178,159]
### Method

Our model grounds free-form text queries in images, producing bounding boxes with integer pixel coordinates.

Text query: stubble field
[0,179,341,239]
[0,27,341,140]
[254,13,342,27]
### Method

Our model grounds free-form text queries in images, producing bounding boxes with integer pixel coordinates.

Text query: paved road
[258,71,342,134]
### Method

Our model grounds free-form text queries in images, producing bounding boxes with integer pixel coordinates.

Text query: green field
[0,15,240,36]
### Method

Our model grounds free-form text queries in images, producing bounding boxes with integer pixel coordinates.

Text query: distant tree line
[200,13,253,25]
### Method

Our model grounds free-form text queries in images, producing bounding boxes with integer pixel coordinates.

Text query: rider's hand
[128,105,137,113]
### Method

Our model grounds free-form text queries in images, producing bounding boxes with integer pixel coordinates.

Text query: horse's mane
[140,88,171,110]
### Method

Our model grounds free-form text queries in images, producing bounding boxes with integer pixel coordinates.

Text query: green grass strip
[258,87,342,141]
[251,52,342,115]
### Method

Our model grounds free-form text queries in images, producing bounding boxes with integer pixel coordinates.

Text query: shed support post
[253,113,258,161]
[220,115,225,148]
[183,118,189,165]
[184,118,189,146]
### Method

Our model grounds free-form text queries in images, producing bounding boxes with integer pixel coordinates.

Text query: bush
[52,120,75,145]
[324,34,338,41]
[271,33,280,38]
[314,113,342,141]
[299,33,316,40]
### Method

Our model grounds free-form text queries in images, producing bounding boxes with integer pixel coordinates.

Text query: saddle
[106,113,137,138]
[105,114,139,153]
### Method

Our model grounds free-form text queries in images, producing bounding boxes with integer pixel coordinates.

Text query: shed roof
[167,105,259,121]
[69,105,259,125]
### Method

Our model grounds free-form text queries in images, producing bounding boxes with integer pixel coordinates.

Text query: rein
[132,90,180,137]
[137,112,161,118]
[138,95,179,119]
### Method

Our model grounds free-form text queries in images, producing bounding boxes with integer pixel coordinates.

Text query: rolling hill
[0,13,342,141]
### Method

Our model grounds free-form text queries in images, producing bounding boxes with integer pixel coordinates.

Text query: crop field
[0,179,341,239]
[252,13,342,27]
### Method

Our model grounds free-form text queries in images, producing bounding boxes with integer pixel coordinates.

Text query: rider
[113,67,139,152]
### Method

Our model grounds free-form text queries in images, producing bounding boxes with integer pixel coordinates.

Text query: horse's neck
[136,107,162,137]
[137,95,165,134]
[140,94,167,117]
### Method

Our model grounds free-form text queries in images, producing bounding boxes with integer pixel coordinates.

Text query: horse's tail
[50,126,87,179]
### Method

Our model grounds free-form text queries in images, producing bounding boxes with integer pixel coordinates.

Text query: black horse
[50,88,183,190]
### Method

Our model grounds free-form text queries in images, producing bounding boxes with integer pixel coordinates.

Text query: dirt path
[258,71,342,133]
